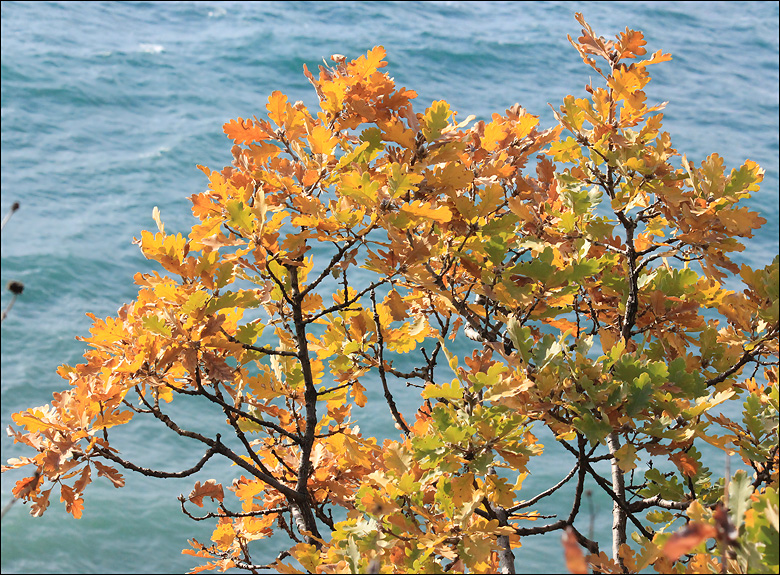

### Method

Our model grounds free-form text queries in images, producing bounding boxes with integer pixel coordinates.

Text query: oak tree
[4,14,778,574]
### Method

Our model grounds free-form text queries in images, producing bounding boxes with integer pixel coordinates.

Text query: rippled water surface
[2,2,778,573]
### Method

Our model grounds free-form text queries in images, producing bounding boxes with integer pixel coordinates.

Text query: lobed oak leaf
[188,479,225,508]
[636,49,673,67]
[266,91,288,128]
[308,124,337,156]
[92,460,125,488]
[421,100,451,142]
[223,118,270,145]
[12,473,42,500]
[399,201,452,224]
[93,400,134,430]
[383,289,408,322]
[352,381,368,408]
[12,407,62,434]
[380,117,416,148]
[30,487,52,517]
[2,455,37,471]
[60,484,84,519]
[347,45,387,79]
[616,28,647,59]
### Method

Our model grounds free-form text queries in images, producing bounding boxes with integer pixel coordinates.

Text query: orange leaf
[616,28,647,59]
[669,451,699,477]
[399,201,452,223]
[267,91,288,127]
[662,521,717,562]
[347,46,387,78]
[60,484,84,518]
[562,527,588,574]
[223,118,270,145]
[188,479,225,508]
[12,473,42,500]
[352,381,367,408]
[30,487,52,517]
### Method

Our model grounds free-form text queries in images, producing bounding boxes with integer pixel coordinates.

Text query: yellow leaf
[308,125,337,156]
[152,206,165,234]
[399,201,452,223]
[347,45,387,78]
[614,443,637,473]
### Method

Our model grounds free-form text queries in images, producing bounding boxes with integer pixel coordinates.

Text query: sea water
[2,2,778,573]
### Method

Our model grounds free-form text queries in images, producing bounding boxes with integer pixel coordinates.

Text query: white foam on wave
[138,43,164,54]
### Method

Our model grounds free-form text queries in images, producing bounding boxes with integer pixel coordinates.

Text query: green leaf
[235,321,265,345]
[141,315,171,337]
[421,100,450,141]
[358,127,385,162]
[573,409,612,445]
[506,319,533,364]
[728,469,753,529]
[225,200,255,232]
[214,261,236,289]
[625,372,654,417]
[181,290,211,316]
[388,162,423,198]
[422,379,463,400]
[205,290,263,314]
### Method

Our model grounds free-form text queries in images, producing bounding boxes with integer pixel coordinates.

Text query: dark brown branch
[704,331,776,388]
[507,463,579,513]
[300,238,360,298]
[183,370,301,444]
[371,289,411,435]
[308,278,390,323]
[178,498,288,521]
[134,385,303,502]
[558,438,654,541]
[287,262,324,545]
[92,440,219,479]
[223,332,299,357]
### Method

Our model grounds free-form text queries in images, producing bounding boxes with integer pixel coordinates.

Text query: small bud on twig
[1,281,25,322]
[1,201,20,231]
[7,281,24,296]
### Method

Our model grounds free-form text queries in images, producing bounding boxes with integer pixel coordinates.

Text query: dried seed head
[7,281,24,295]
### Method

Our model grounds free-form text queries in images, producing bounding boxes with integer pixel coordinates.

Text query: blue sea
[1,2,778,573]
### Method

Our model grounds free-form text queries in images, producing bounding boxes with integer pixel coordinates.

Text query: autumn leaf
[421,100,451,142]
[267,90,288,127]
[188,479,225,508]
[347,45,387,78]
[616,28,647,59]
[399,201,452,223]
[669,451,699,477]
[308,124,337,156]
[223,118,270,144]
[662,521,717,562]
[60,484,85,519]
[562,527,588,574]
[93,460,125,488]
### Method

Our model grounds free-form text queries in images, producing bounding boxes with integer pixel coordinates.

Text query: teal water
[1,2,778,573]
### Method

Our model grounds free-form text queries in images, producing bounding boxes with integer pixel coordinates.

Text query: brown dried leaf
[188,479,225,508]
[662,521,717,562]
